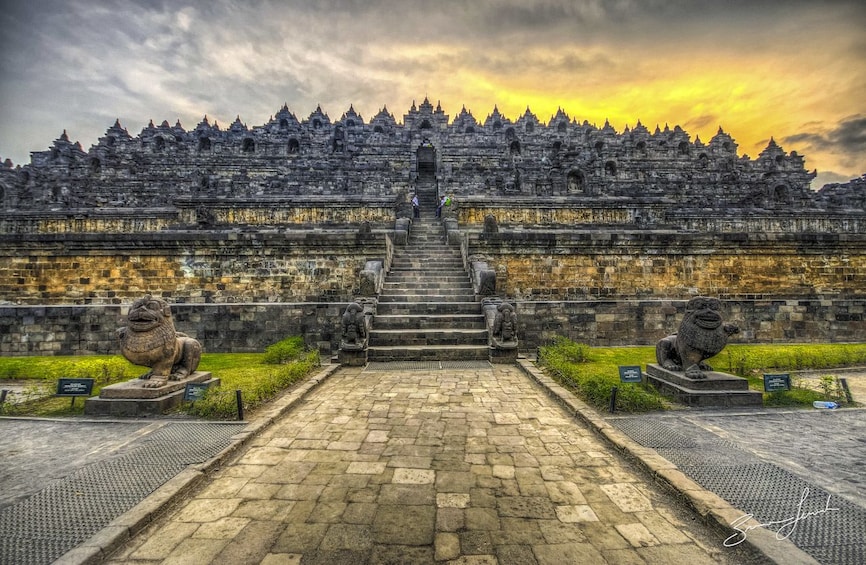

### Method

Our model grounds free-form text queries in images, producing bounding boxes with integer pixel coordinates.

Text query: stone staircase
[368,214,489,361]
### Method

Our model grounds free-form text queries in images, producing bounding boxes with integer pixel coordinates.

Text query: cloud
[0,0,864,181]
[783,115,866,169]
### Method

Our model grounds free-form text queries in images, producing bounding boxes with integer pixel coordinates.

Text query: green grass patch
[538,338,664,412]
[538,337,865,411]
[186,349,320,419]
[0,336,321,419]
[718,343,866,377]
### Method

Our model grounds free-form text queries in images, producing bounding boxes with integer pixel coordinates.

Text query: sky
[0,0,864,189]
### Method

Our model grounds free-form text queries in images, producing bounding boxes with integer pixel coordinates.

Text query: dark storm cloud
[783,116,866,166]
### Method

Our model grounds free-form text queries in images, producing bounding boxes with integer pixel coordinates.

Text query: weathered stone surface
[1,99,864,356]
[97,371,213,399]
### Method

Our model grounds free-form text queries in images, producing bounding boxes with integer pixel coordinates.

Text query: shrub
[187,350,320,419]
[262,336,307,365]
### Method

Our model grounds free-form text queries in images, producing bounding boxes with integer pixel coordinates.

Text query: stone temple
[1,98,864,358]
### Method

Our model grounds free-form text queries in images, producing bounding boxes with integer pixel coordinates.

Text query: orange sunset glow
[1,1,863,188]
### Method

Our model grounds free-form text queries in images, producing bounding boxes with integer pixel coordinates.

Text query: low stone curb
[53,362,342,565]
[516,358,821,565]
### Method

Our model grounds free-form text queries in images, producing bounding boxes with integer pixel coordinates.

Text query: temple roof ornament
[9,98,843,213]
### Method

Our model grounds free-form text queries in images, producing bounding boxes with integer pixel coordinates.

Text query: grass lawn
[0,337,320,419]
[538,339,866,412]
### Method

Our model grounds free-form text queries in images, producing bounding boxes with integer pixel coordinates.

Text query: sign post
[611,366,643,413]
[618,366,643,384]
[183,382,213,403]
[56,378,95,408]
[763,373,791,392]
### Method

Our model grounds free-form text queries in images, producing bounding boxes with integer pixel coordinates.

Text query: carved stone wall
[0,231,388,305]
[1,98,864,356]
[468,231,866,301]
[3,98,859,220]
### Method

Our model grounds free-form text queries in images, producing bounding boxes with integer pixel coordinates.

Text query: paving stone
[498,496,558,519]
[235,500,296,521]
[346,461,388,475]
[128,522,200,560]
[636,544,723,565]
[436,507,465,531]
[531,542,606,565]
[319,524,373,552]
[459,530,494,554]
[600,547,649,565]
[392,467,435,484]
[635,510,693,544]
[213,520,285,565]
[495,544,539,565]
[342,502,377,524]
[464,507,501,530]
[545,481,587,505]
[260,554,302,565]
[272,522,329,553]
[435,532,461,561]
[600,483,654,513]
[369,544,434,564]
[372,504,435,545]
[173,498,243,523]
[437,492,471,508]
[616,522,661,548]
[307,501,348,523]
[555,504,599,523]
[379,483,435,505]
[99,365,761,565]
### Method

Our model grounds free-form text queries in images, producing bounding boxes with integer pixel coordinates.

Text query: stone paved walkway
[107,364,761,564]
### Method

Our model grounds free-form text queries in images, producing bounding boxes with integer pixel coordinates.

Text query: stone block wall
[0,303,347,356]
[468,230,866,301]
[0,230,389,305]
[515,298,866,352]
[3,298,863,357]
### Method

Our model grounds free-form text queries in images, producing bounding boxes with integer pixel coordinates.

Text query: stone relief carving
[117,295,202,388]
[655,296,739,379]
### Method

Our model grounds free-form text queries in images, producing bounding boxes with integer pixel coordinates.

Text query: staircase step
[369,329,488,346]
[367,345,490,362]
[373,314,486,329]
[376,302,482,315]
[382,283,473,292]
[379,293,477,304]
[364,203,494,361]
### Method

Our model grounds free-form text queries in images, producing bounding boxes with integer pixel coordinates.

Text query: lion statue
[117,295,202,388]
[656,296,739,379]
[340,302,367,351]
[492,301,518,347]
